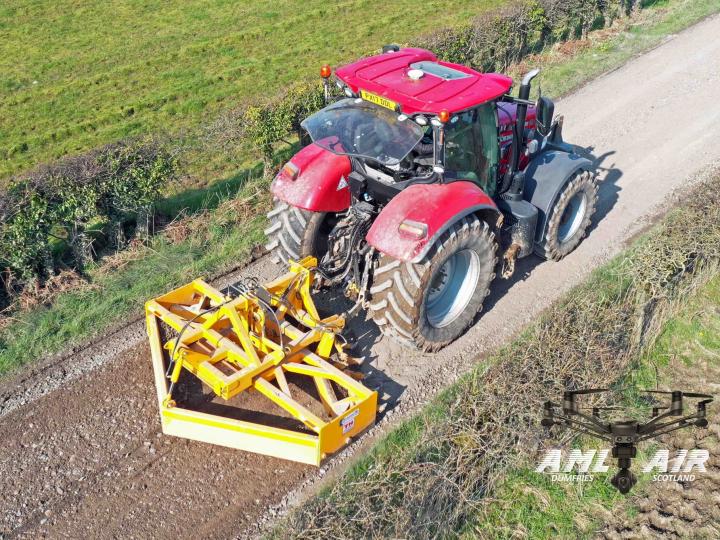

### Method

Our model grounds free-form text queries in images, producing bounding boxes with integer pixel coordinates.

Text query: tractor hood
[270,143,352,213]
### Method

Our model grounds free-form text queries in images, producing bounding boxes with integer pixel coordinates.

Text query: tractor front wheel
[368,215,497,352]
[265,199,333,267]
[535,170,598,261]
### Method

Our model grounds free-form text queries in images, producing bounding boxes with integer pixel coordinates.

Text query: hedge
[0,138,175,287]
[208,79,330,167]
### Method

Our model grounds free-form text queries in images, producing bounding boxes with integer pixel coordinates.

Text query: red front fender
[366,181,499,262]
[270,143,351,213]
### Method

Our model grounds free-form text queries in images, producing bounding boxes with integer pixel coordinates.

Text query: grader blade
[145,257,377,466]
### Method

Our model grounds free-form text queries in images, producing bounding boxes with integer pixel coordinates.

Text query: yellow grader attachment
[145,257,377,465]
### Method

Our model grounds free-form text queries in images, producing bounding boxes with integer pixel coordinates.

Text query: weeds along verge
[0,0,649,306]
[275,174,720,540]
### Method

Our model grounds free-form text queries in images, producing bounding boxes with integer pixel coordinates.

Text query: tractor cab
[303,47,563,206]
[304,47,517,200]
[442,103,501,195]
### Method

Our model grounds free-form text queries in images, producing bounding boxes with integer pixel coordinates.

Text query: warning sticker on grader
[341,409,360,433]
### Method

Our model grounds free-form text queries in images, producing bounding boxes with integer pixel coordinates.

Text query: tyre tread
[265,198,319,267]
[535,170,598,261]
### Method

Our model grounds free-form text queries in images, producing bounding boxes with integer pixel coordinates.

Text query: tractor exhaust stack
[499,69,541,277]
[504,68,541,199]
[514,68,541,168]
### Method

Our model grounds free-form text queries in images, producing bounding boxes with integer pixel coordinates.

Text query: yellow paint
[145,256,378,465]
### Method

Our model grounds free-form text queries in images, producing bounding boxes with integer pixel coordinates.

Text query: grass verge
[0,0,717,377]
[271,172,720,539]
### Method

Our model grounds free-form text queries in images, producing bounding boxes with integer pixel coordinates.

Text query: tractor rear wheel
[264,199,333,267]
[368,215,497,352]
[535,170,597,261]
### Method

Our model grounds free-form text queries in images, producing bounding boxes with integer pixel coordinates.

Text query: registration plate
[360,90,398,111]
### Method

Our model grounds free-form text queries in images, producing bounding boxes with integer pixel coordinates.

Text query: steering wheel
[446,140,469,162]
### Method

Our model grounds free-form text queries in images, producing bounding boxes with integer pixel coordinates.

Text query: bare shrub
[161,181,270,247]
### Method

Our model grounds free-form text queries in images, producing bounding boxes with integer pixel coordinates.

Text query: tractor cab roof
[334,48,513,116]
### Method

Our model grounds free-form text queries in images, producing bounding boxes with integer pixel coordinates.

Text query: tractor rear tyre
[535,169,598,261]
[264,199,331,267]
[368,215,497,352]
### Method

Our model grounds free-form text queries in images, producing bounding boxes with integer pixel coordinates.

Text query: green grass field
[0,0,498,182]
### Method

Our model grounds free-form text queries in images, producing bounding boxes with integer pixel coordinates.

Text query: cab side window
[444,104,499,196]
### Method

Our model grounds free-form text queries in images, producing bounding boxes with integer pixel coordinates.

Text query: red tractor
[266,46,597,351]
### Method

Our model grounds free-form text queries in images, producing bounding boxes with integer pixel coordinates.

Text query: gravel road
[2,13,720,539]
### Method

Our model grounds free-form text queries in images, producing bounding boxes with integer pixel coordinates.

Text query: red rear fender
[366,181,499,262]
[270,143,351,213]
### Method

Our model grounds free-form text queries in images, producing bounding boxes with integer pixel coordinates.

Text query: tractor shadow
[576,146,622,235]
[314,288,406,420]
[481,147,621,313]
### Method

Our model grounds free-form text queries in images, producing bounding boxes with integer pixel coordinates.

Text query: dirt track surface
[2,14,720,539]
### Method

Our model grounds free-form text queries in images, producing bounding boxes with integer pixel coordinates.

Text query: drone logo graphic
[541,388,713,493]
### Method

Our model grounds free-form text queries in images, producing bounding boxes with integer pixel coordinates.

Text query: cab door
[443,103,500,197]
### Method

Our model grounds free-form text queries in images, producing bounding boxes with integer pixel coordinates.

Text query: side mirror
[536,97,555,137]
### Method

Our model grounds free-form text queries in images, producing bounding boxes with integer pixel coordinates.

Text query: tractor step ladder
[145,257,378,465]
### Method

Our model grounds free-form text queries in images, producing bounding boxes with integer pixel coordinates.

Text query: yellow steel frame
[145,257,377,465]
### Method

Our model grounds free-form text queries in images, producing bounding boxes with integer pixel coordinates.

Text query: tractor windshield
[301,98,425,166]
